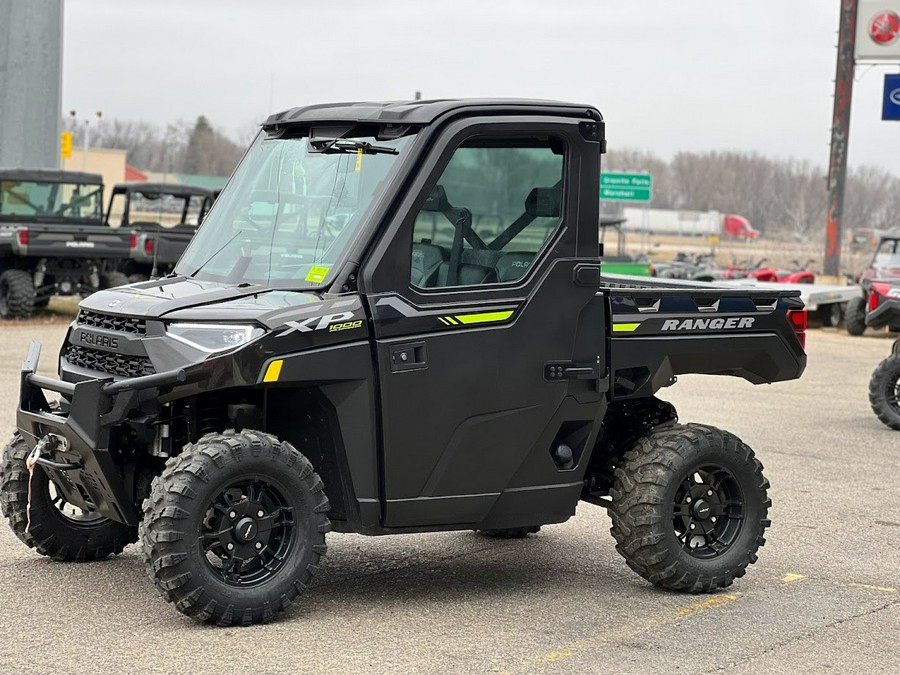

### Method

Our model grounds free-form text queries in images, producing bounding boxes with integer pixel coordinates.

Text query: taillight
[869,291,880,312]
[17,229,27,246]
[144,238,153,255]
[869,282,894,312]
[787,308,807,349]
[129,233,137,249]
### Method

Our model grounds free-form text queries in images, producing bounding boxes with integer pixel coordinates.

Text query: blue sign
[884,74,900,121]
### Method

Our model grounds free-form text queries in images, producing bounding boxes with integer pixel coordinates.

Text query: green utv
[0,100,807,625]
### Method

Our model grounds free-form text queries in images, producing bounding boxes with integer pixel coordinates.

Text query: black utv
[1,100,807,626]
[0,169,131,317]
[104,182,215,281]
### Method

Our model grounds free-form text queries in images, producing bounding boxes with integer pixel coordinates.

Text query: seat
[436,262,498,287]
[495,252,536,283]
[411,242,448,288]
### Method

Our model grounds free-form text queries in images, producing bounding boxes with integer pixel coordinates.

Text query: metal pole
[825,0,858,277]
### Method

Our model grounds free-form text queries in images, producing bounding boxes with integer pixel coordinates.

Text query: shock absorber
[86,263,100,290]
[33,258,47,289]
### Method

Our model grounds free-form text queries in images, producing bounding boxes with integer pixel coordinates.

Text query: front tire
[0,434,138,561]
[845,296,866,336]
[868,354,900,430]
[140,430,330,625]
[609,423,770,593]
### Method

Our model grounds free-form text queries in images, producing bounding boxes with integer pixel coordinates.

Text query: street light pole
[77,110,103,171]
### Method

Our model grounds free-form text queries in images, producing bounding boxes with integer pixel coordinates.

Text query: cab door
[361,116,607,528]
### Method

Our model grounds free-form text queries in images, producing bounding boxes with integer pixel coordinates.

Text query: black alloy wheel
[672,465,743,559]
[201,479,297,586]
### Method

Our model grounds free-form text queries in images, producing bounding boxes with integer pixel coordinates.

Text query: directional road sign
[600,172,652,202]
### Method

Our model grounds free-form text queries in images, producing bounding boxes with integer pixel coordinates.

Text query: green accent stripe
[454,310,514,325]
[612,322,641,333]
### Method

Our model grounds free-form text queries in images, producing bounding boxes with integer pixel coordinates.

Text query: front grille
[77,311,146,335]
[63,345,155,378]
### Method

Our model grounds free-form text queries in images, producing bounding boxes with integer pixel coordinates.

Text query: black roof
[264,98,600,127]
[0,168,103,184]
[110,182,214,198]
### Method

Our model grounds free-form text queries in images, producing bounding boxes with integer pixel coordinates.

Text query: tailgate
[604,281,807,400]
[16,224,131,259]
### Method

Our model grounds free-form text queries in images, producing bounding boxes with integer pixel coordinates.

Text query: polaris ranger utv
[0,170,131,318]
[105,182,215,281]
[1,100,807,626]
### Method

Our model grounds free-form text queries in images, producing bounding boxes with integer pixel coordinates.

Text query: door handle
[390,342,427,372]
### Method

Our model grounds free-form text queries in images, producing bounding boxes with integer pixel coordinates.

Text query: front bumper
[17,341,193,525]
[866,299,900,330]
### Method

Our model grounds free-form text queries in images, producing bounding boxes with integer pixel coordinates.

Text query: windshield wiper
[308,138,399,156]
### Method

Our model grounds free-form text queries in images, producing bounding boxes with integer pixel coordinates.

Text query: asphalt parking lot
[0,313,898,674]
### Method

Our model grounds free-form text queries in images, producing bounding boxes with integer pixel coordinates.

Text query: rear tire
[140,430,330,625]
[868,354,900,430]
[0,269,35,319]
[99,271,130,289]
[609,423,770,593]
[817,303,843,328]
[845,296,866,335]
[0,434,138,561]
[477,526,541,539]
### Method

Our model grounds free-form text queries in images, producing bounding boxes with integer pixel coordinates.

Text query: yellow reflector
[612,323,640,333]
[454,310,514,325]
[263,360,283,382]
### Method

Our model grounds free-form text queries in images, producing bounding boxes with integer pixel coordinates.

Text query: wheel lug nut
[711,517,717,522]
[257,510,265,518]
[707,490,713,496]
[229,511,236,519]
[690,524,696,530]
[226,543,234,551]
[255,542,262,550]
[686,497,692,503]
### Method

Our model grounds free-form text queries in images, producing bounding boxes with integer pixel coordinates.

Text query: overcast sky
[62,0,900,176]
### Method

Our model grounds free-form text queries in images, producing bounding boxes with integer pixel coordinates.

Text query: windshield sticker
[355,148,363,172]
[305,266,330,283]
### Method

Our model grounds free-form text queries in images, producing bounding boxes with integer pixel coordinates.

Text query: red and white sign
[857,1,900,60]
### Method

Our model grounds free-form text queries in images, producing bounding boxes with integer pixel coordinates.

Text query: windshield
[0,179,103,221]
[175,129,411,288]
[108,190,211,229]
[874,240,900,268]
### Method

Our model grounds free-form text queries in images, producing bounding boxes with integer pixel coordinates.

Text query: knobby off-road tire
[0,435,138,561]
[609,423,770,593]
[868,354,900,430]
[0,269,36,319]
[477,526,541,539]
[99,271,130,290]
[845,296,866,336]
[140,430,330,625]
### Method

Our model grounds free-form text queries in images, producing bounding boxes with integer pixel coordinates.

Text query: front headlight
[166,323,265,353]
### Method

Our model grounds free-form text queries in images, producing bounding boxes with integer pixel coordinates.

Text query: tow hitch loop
[24,444,43,534]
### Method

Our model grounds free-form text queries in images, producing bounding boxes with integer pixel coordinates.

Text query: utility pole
[825,0,858,277]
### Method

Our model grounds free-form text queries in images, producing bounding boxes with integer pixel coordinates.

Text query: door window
[410,137,565,289]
